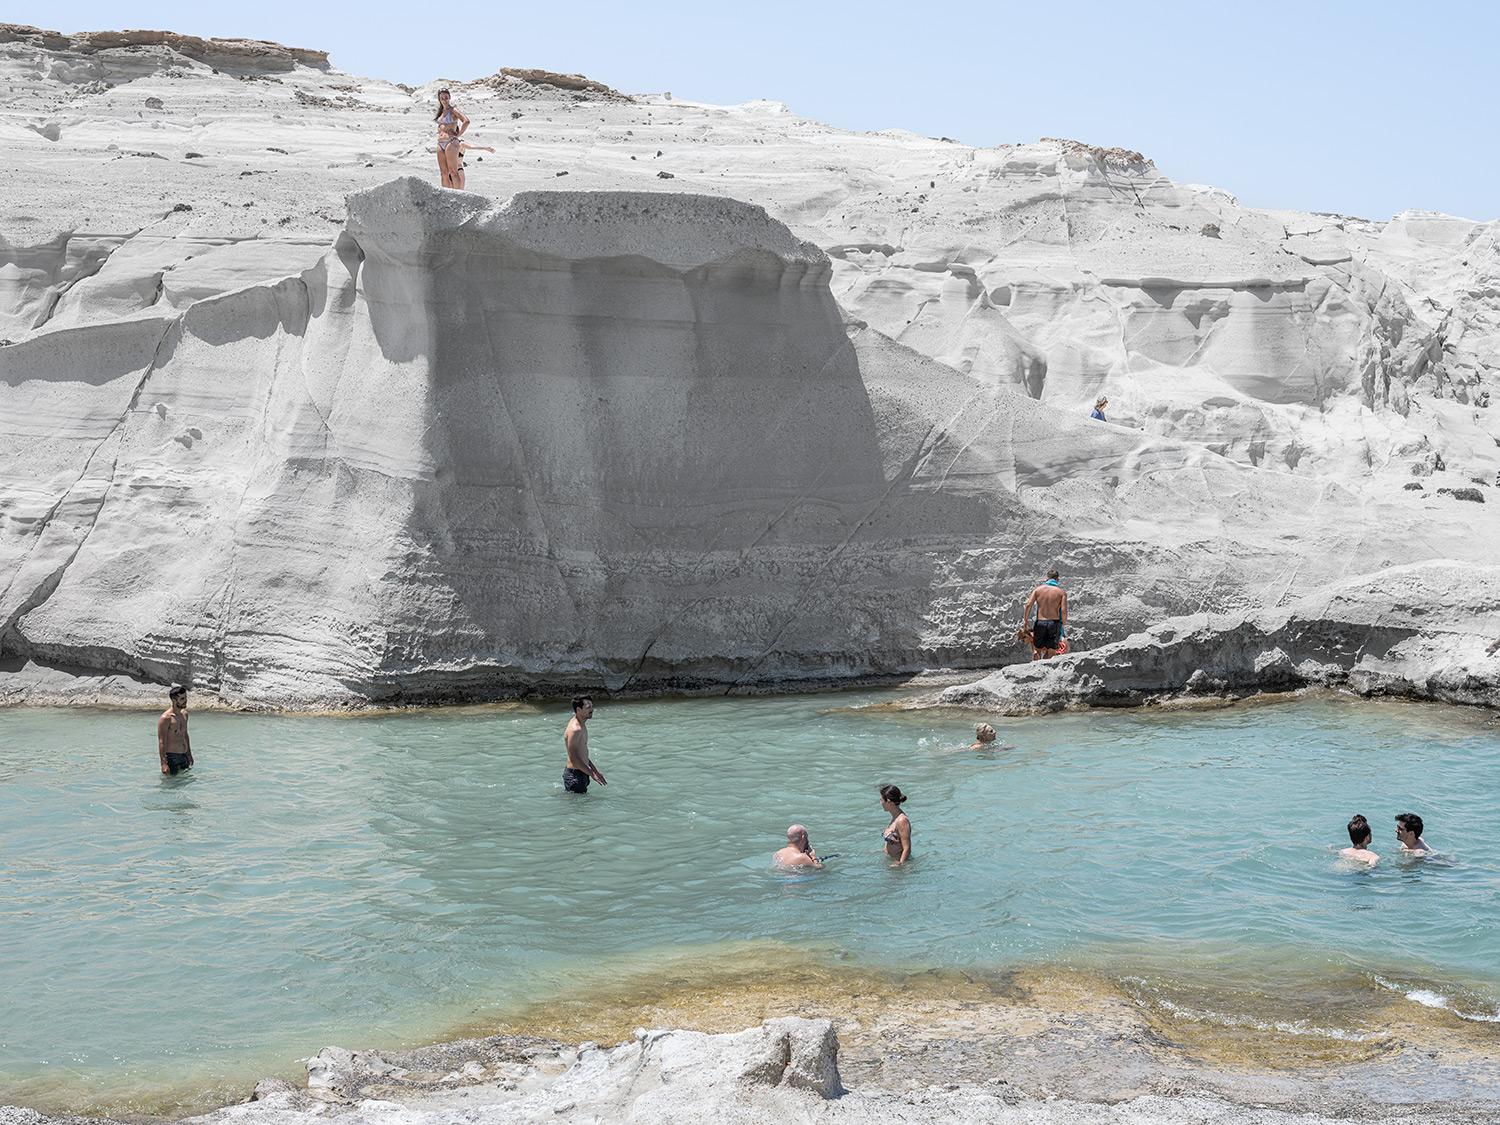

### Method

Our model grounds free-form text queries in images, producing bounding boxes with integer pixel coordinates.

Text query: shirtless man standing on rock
[563,695,607,794]
[157,683,194,776]
[1022,569,1068,660]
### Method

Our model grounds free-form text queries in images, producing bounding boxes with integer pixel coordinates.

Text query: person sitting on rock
[1395,812,1431,855]
[969,723,999,751]
[1339,814,1379,866]
[458,139,496,160]
[1090,396,1108,421]
[774,824,823,868]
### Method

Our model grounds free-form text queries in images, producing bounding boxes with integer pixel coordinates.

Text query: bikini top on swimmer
[883,816,905,844]
[437,106,457,130]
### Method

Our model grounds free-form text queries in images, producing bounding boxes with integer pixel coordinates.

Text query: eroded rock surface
[0,27,1497,706]
[8,1016,1499,1125]
[937,562,1500,713]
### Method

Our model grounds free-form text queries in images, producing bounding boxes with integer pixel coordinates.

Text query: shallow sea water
[2,692,1498,1111]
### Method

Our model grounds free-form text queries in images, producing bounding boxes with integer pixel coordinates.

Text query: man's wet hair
[1395,812,1424,837]
[1047,568,1060,580]
[1347,814,1371,846]
[571,695,592,712]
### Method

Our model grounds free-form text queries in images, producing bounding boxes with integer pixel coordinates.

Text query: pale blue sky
[27,0,1499,221]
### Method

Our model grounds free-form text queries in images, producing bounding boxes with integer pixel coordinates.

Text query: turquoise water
[2,693,1498,1110]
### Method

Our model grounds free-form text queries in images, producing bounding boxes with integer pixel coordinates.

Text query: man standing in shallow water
[563,695,607,794]
[1021,569,1068,660]
[157,684,193,776]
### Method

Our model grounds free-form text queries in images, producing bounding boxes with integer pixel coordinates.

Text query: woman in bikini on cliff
[434,89,470,189]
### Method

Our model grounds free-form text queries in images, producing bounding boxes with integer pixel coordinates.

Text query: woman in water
[434,88,470,189]
[969,723,998,751]
[879,784,911,865]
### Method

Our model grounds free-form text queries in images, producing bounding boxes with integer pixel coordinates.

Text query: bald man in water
[773,825,822,868]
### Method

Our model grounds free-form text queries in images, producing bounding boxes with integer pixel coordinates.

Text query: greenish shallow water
[2,693,1498,1111]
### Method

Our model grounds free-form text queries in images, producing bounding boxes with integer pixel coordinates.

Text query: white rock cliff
[0,25,1496,706]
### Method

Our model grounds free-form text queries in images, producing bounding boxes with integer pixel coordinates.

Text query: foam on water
[1371,975,1500,1023]
[1,693,1498,1111]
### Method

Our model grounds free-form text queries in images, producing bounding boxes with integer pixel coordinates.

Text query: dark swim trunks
[563,767,591,794]
[165,752,192,775]
[1032,619,1062,650]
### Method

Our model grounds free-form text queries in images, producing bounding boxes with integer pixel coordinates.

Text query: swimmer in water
[969,722,998,751]
[1395,812,1431,855]
[879,784,911,865]
[773,824,822,869]
[1339,814,1379,866]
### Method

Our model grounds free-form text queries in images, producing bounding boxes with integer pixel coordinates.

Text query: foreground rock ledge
[7,1017,1499,1125]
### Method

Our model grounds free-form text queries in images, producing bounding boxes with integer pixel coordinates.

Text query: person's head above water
[1347,814,1372,847]
[571,695,593,719]
[879,784,907,810]
[168,683,187,706]
[786,824,811,850]
[974,723,997,743]
[1395,812,1424,844]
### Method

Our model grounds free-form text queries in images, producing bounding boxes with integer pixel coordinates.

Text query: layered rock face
[0,22,329,72]
[9,178,1408,704]
[938,563,1500,713]
[0,30,1496,705]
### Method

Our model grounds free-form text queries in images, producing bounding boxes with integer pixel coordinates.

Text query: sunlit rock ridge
[0,24,1496,706]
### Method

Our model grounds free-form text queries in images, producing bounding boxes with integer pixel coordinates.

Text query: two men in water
[1340,812,1433,864]
[156,684,193,775]
[1021,569,1068,660]
[563,695,607,793]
